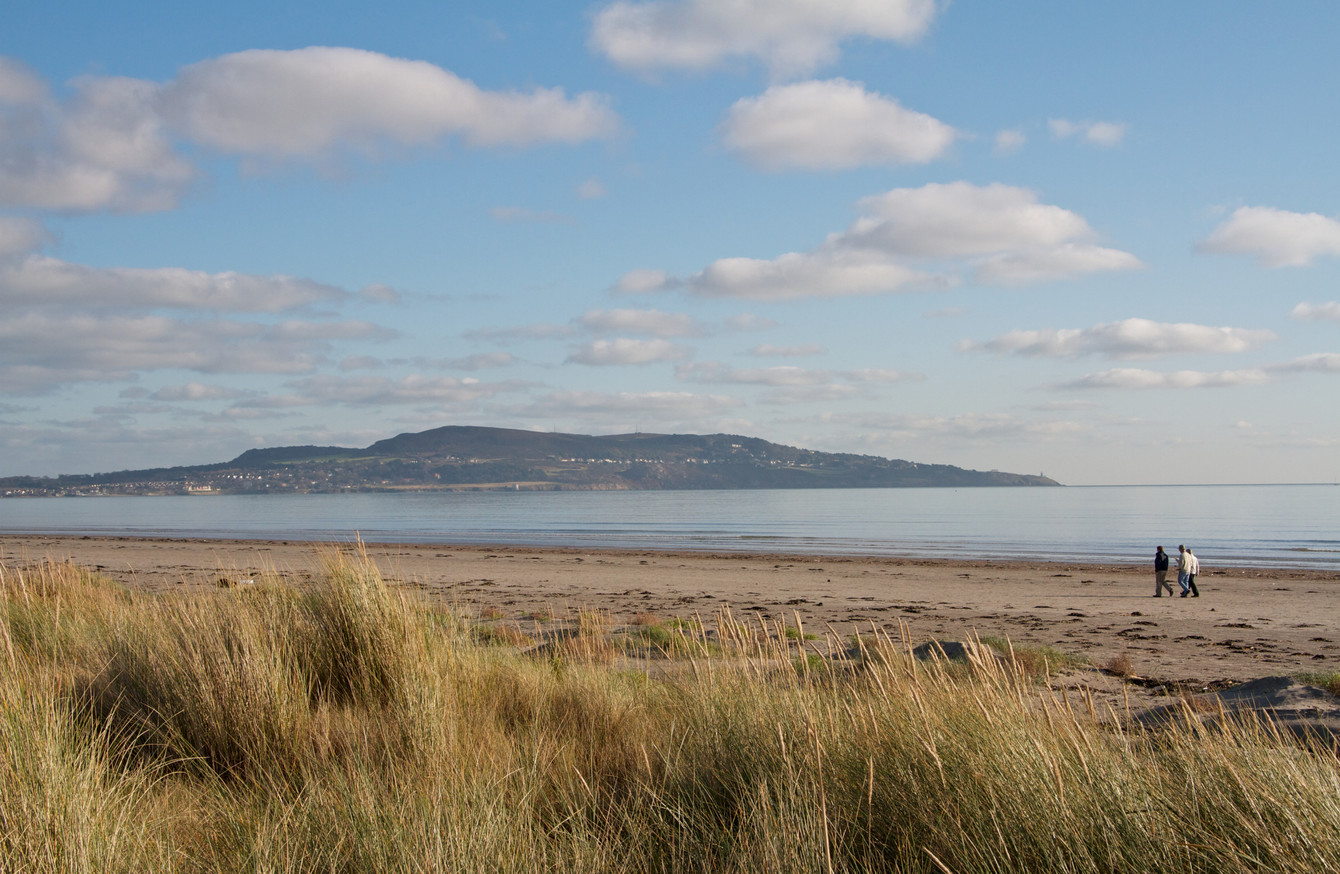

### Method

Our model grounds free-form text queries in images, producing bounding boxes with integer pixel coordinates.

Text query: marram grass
[2,552,1339,873]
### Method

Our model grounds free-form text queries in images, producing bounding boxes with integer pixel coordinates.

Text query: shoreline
[4,534,1339,685]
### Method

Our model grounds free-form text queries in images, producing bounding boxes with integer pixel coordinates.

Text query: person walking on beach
[1153,546,1174,596]
[1176,545,1190,596]
[1184,547,1201,598]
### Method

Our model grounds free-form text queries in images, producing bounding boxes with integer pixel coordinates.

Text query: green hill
[1,426,1061,496]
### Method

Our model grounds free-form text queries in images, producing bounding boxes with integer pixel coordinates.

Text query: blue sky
[2,1,1338,485]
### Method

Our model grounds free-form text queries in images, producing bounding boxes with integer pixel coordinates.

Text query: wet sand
[3,535,1338,685]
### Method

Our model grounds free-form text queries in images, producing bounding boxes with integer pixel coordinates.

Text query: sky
[2,1,1338,486]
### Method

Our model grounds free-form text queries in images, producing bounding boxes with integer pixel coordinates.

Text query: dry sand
[4,534,1338,689]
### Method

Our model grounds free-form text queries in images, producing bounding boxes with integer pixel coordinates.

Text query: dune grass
[3,552,1340,872]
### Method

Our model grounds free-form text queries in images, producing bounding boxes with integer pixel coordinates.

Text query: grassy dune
[3,551,1339,873]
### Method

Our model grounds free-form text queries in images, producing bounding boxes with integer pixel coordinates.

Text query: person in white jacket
[1183,547,1201,598]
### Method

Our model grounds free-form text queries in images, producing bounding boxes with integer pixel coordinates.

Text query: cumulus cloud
[0,48,620,213]
[963,318,1275,359]
[0,254,351,311]
[1049,118,1127,147]
[566,337,693,365]
[1200,206,1340,267]
[1291,301,1340,321]
[160,47,620,156]
[617,181,1139,301]
[846,182,1095,257]
[721,79,956,169]
[589,0,938,78]
[1058,368,1270,390]
[644,248,937,301]
[974,243,1142,286]
[0,67,195,211]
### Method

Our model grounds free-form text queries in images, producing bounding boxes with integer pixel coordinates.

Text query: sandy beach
[4,534,1338,686]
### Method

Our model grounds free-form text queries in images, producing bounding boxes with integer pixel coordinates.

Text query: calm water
[0,485,1336,570]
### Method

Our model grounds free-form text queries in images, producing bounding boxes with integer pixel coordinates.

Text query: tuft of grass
[981,635,1089,678]
[474,622,534,647]
[1103,651,1136,677]
[1295,671,1340,697]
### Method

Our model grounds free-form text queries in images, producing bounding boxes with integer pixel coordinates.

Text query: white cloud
[566,338,693,365]
[0,311,390,393]
[432,352,518,371]
[1049,118,1127,147]
[0,57,47,104]
[0,48,620,213]
[149,382,251,402]
[576,308,704,337]
[721,79,956,169]
[974,242,1142,285]
[1269,353,1340,374]
[589,0,938,78]
[161,47,620,156]
[993,129,1026,155]
[0,217,49,258]
[1291,301,1340,321]
[0,71,194,212]
[1059,368,1270,390]
[618,181,1140,300]
[0,254,351,312]
[846,182,1096,257]
[1200,206,1340,267]
[614,268,674,294]
[667,248,936,301]
[964,318,1275,359]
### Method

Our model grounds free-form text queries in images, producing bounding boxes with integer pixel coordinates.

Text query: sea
[1,484,1336,571]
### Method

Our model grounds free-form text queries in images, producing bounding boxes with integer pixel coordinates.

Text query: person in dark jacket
[1153,546,1174,596]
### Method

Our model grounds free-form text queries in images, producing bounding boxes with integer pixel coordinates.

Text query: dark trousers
[1187,574,1199,597]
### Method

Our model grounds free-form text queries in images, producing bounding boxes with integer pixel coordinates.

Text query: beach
[4,533,1337,685]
